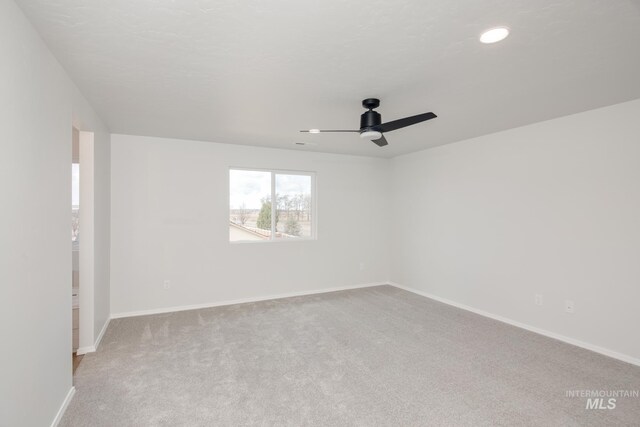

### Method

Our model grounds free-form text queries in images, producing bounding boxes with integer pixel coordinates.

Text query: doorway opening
[72,127,96,375]
[72,127,81,373]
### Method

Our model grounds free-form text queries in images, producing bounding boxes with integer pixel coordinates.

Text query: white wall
[0,0,109,425]
[110,134,390,315]
[390,99,640,362]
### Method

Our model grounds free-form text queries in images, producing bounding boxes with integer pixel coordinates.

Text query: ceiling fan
[300,98,437,147]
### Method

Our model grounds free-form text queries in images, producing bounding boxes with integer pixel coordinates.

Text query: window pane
[275,174,312,239]
[229,170,271,241]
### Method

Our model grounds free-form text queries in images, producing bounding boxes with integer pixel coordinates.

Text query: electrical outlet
[163,280,171,290]
[535,294,543,306]
[359,262,365,271]
[565,300,574,314]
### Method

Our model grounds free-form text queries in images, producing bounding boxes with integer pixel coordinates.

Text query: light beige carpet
[62,285,640,426]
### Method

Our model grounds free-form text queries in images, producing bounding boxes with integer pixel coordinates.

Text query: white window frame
[229,167,317,243]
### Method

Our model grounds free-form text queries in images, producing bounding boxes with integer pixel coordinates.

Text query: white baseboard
[75,345,95,355]
[76,317,111,355]
[50,386,75,427]
[388,281,640,367]
[111,282,388,319]
[94,317,110,349]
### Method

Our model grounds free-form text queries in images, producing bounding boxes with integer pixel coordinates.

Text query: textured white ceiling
[16,0,640,158]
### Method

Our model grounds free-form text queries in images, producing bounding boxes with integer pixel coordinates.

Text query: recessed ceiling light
[480,27,509,44]
[309,129,321,134]
[294,142,316,146]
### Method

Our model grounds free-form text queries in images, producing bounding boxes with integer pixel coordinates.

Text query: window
[229,169,315,242]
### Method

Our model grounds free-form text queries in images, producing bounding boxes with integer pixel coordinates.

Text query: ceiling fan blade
[299,130,359,133]
[372,134,388,147]
[372,112,437,133]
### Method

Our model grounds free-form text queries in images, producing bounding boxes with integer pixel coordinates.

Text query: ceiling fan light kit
[301,98,437,148]
[360,130,382,141]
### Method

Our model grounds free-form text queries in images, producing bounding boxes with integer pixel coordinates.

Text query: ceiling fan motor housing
[360,98,382,130]
[360,110,381,130]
